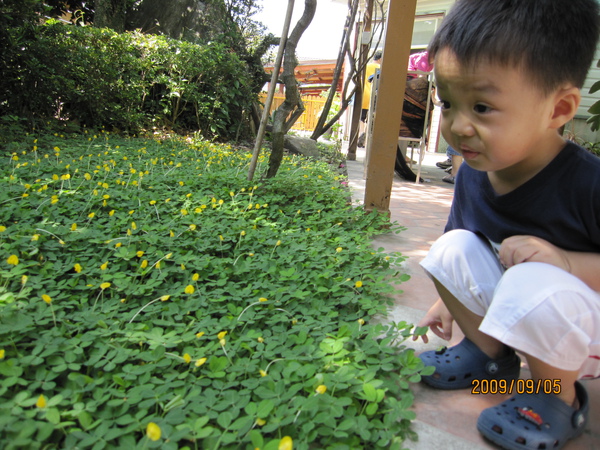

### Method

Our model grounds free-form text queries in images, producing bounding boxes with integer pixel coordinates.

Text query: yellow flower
[183,353,191,363]
[100,282,111,290]
[0,226,6,232]
[88,212,95,219]
[36,394,47,409]
[189,224,197,231]
[155,261,161,269]
[219,235,224,241]
[259,297,268,302]
[84,173,91,180]
[191,273,200,281]
[7,255,19,265]
[115,242,122,248]
[31,234,40,241]
[259,369,267,377]
[109,210,115,216]
[180,263,186,270]
[21,275,28,285]
[136,251,144,257]
[131,221,137,230]
[100,261,108,270]
[160,295,170,301]
[355,280,363,288]
[70,223,77,231]
[315,385,327,394]
[217,331,228,340]
[74,263,82,273]
[336,247,343,253]
[0,349,4,359]
[195,357,207,367]
[358,318,365,325]
[149,200,156,205]
[279,436,293,450]
[219,338,226,346]
[181,209,188,216]
[169,230,175,238]
[276,240,281,246]
[257,337,264,343]
[41,294,52,304]
[146,422,161,441]
[256,418,266,426]
[141,260,148,269]
[240,230,246,236]
[184,285,195,294]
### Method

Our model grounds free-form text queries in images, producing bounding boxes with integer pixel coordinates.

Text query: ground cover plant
[0,130,431,449]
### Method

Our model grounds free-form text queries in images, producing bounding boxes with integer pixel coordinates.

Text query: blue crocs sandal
[420,337,521,389]
[477,381,588,450]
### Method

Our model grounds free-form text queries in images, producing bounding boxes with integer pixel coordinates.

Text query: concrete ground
[344,145,600,450]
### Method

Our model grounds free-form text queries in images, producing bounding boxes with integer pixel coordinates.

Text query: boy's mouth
[459,146,479,160]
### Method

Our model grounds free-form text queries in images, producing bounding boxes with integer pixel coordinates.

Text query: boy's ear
[549,86,581,129]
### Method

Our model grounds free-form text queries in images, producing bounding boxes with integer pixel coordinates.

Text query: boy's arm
[499,235,600,291]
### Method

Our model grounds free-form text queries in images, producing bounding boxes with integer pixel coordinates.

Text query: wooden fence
[258,94,326,133]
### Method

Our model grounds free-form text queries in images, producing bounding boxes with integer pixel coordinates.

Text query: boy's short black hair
[428,0,600,93]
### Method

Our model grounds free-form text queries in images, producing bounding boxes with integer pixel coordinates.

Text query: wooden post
[363,0,417,214]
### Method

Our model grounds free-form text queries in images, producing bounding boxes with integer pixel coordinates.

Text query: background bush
[0,22,256,139]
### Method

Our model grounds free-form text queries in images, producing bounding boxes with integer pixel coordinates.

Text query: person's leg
[442,146,462,183]
[432,278,506,359]
[419,230,521,388]
[476,263,599,448]
[481,261,600,406]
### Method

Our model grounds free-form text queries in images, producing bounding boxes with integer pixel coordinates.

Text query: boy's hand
[499,235,571,272]
[413,298,454,343]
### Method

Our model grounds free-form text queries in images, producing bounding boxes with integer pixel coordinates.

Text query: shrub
[1,22,256,139]
[0,131,430,449]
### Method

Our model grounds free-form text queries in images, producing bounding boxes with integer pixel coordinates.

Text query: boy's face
[434,48,567,185]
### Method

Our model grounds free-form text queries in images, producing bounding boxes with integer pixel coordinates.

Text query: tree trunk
[94,0,127,32]
[265,0,316,179]
[310,0,359,140]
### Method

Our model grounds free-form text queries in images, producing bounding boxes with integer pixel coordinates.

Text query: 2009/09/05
[471,378,561,395]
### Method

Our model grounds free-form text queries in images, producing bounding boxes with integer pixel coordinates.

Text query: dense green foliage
[0,131,431,449]
[1,22,257,139]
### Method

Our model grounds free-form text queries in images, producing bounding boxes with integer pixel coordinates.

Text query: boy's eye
[474,104,492,114]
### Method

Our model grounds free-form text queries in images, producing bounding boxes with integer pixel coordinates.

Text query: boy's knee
[431,229,480,253]
[429,230,490,264]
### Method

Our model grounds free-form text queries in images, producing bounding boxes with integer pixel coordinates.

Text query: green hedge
[1,22,256,139]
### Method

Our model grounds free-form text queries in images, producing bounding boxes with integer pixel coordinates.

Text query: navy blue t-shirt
[445,142,600,253]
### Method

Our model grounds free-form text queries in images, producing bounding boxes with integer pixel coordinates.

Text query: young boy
[415,1,600,449]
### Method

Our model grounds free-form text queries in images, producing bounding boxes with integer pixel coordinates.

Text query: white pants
[420,229,600,379]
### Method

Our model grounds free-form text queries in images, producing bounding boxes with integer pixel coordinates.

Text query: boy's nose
[450,113,474,137]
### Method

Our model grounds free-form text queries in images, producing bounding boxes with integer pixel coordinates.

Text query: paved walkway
[344,146,600,450]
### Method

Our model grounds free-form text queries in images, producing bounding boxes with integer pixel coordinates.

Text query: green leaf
[363,383,377,402]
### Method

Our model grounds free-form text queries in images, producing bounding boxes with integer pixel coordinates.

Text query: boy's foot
[436,158,452,169]
[477,381,588,450]
[419,337,521,389]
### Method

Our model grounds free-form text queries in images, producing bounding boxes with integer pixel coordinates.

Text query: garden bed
[0,130,431,449]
